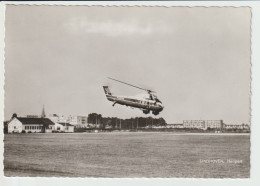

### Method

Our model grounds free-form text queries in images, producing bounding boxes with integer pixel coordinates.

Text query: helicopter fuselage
[103,86,163,115]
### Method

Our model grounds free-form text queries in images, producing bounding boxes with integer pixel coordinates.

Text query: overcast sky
[4,6,251,124]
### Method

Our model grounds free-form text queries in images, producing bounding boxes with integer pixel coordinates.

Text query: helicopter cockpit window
[155,98,162,103]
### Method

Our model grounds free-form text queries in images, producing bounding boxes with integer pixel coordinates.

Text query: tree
[158,117,167,126]
[87,113,102,125]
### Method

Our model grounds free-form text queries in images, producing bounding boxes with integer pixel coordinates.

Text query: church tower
[41,105,46,118]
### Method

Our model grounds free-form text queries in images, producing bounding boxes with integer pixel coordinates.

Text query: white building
[49,114,88,126]
[48,114,60,123]
[205,120,223,129]
[68,116,88,125]
[54,122,74,133]
[183,120,206,129]
[224,124,250,130]
[8,115,55,133]
[166,124,183,128]
[183,120,223,130]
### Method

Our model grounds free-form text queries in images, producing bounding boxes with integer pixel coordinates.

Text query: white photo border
[0,1,259,186]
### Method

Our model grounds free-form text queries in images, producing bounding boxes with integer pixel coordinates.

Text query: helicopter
[103,77,164,115]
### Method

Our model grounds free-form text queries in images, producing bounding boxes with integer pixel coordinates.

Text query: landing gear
[112,102,117,107]
[143,110,150,114]
[152,111,159,115]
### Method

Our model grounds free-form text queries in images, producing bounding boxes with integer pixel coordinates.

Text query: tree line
[87,113,167,129]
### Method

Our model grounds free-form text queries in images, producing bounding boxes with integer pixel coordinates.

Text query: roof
[57,122,74,127]
[15,117,55,125]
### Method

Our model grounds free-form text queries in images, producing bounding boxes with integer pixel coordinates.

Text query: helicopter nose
[158,103,164,110]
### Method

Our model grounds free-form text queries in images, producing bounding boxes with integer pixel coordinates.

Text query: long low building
[183,120,223,130]
[8,115,55,133]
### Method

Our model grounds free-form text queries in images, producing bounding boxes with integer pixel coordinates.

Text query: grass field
[4,132,250,178]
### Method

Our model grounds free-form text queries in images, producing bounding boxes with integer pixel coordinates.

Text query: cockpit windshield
[155,98,162,103]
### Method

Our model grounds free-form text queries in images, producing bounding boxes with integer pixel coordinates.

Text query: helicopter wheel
[143,110,150,114]
[152,111,159,116]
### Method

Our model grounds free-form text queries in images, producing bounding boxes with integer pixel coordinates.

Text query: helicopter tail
[103,86,112,96]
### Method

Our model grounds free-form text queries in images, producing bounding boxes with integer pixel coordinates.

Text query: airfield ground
[4,132,250,178]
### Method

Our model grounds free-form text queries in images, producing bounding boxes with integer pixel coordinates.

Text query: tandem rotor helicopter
[103,77,164,115]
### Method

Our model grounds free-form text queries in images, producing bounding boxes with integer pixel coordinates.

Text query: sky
[4,6,251,124]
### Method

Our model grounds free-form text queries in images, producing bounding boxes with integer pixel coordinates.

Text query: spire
[41,105,46,118]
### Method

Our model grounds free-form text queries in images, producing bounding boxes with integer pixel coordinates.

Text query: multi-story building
[205,120,223,129]
[49,114,88,126]
[69,116,88,125]
[183,120,206,129]
[183,120,223,130]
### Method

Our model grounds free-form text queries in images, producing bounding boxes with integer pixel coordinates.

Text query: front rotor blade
[107,77,152,92]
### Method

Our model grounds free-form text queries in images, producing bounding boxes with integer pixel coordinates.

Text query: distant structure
[166,123,183,129]
[54,122,75,133]
[167,120,249,131]
[224,123,250,130]
[183,120,206,129]
[26,115,40,118]
[7,113,55,133]
[69,116,88,125]
[41,105,46,118]
[49,114,88,127]
[183,120,223,130]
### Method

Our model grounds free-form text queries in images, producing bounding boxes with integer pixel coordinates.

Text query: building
[183,120,206,129]
[8,115,55,133]
[183,120,224,130]
[166,124,183,128]
[26,115,40,118]
[48,114,60,123]
[224,123,250,130]
[205,120,223,129]
[54,122,74,133]
[68,116,88,125]
[49,114,69,123]
[49,114,88,126]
